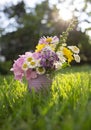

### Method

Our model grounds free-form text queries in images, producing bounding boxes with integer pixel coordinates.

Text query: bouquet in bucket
[11,20,80,91]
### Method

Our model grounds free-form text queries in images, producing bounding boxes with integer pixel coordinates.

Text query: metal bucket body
[28,74,52,91]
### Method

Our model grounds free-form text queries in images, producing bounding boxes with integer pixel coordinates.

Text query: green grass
[0,65,91,130]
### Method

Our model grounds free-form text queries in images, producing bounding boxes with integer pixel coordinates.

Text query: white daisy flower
[60,56,66,63]
[28,60,37,68]
[22,62,29,71]
[74,54,80,63]
[36,67,46,75]
[56,51,66,63]
[68,46,80,54]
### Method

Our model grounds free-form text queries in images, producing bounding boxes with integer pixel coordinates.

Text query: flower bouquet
[11,20,80,91]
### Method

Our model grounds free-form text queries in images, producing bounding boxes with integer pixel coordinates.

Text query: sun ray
[59,8,73,21]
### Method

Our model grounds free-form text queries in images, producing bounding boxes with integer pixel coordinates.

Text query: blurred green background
[0,0,91,74]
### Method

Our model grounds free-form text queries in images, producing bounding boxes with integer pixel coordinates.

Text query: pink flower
[32,52,41,59]
[24,51,41,60]
[39,36,47,44]
[30,71,37,79]
[39,36,59,44]
[11,56,25,81]
[25,69,37,80]
[52,36,59,43]
[25,52,32,57]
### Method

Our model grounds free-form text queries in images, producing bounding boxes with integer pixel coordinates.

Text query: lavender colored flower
[40,49,59,69]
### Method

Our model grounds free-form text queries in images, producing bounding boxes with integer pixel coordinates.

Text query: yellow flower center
[38,67,44,72]
[74,46,79,51]
[27,57,33,62]
[74,47,78,51]
[46,37,52,43]
[22,63,28,69]
[30,61,36,66]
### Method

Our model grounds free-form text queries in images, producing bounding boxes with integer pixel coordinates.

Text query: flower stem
[55,19,77,52]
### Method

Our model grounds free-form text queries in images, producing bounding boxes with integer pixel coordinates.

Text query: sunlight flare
[59,8,73,21]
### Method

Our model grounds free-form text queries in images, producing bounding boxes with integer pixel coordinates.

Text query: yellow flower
[35,44,46,52]
[68,55,74,63]
[46,37,52,43]
[63,47,74,63]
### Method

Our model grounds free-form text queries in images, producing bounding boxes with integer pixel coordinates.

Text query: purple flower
[40,50,59,69]
[32,52,41,59]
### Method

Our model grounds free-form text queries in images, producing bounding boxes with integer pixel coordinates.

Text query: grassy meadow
[0,65,91,130]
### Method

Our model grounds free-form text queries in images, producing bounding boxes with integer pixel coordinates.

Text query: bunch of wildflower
[11,19,80,81]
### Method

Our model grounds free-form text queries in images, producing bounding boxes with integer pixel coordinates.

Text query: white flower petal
[54,62,62,69]
[68,46,80,54]
[74,54,80,63]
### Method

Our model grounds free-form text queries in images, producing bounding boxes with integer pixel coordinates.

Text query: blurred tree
[0,0,69,60]
[3,1,26,27]
[58,0,91,31]
[83,0,91,31]
[0,0,91,64]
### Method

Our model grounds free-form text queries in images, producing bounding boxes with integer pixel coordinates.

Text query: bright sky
[0,0,91,36]
[0,0,43,7]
